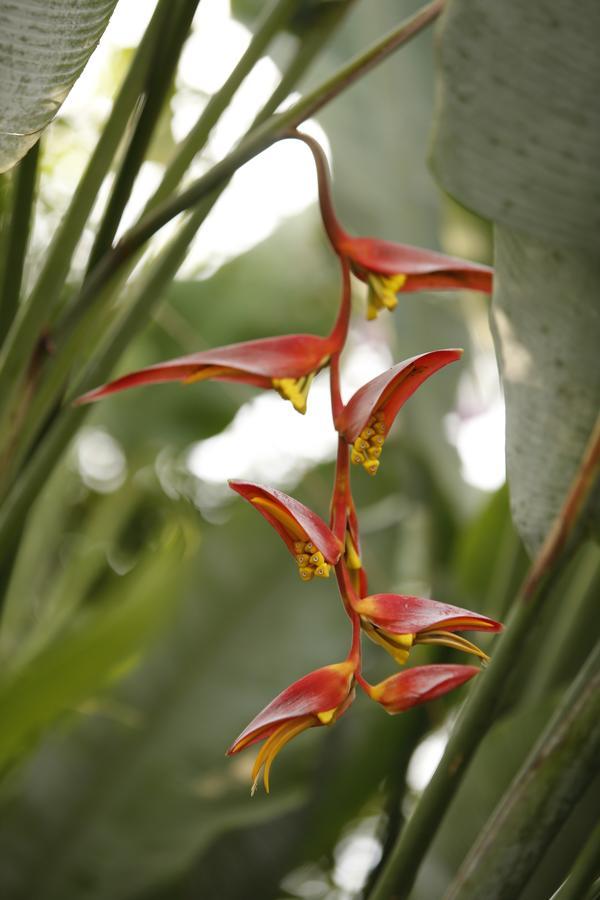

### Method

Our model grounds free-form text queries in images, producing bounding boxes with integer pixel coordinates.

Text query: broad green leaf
[0,0,119,173]
[491,227,600,554]
[431,0,600,553]
[430,0,600,250]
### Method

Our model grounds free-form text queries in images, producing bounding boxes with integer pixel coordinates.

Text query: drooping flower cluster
[77,131,499,795]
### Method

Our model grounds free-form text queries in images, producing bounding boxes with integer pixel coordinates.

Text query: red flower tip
[229,481,343,581]
[227,661,355,794]
[369,664,480,714]
[74,334,336,414]
[338,349,462,475]
[337,235,492,318]
[353,593,501,665]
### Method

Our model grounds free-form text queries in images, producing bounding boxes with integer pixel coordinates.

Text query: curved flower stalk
[229,481,343,581]
[292,129,493,319]
[227,660,356,794]
[75,332,339,414]
[351,594,502,665]
[364,664,480,714]
[338,349,462,475]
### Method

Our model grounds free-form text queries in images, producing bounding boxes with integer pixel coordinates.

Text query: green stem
[0,0,305,493]
[0,0,171,436]
[84,0,200,276]
[367,415,600,900]
[550,819,600,900]
[55,0,444,329]
[0,142,40,343]
[446,645,600,900]
[144,0,302,213]
[0,4,349,566]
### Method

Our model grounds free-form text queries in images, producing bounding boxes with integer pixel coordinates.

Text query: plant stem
[0,0,171,437]
[550,819,600,900]
[0,0,307,493]
[84,0,201,275]
[0,142,40,344]
[55,1,445,328]
[366,415,600,900]
[0,2,350,567]
[445,645,600,900]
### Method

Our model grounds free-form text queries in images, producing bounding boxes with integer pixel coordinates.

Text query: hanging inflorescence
[76,131,501,795]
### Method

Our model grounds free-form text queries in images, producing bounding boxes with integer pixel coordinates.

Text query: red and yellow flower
[75,333,341,414]
[229,480,343,581]
[227,661,356,794]
[337,349,462,475]
[293,129,493,320]
[351,593,502,665]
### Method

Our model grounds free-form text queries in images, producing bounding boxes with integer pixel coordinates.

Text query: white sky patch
[446,351,506,492]
[186,334,393,492]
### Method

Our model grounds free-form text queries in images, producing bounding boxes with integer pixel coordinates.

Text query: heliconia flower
[74,333,339,414]
[338,236,493,320]
[366,664,480,714]
[352,594,502,665]
[229,481,343,582]
[293,129,493,320]
[227,661,356,794]
[337,349,462,475]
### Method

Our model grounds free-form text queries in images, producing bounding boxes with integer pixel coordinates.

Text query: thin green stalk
[0,3,350,565]
[145,0,302,213]
[55,0,445,329]
[85,0,201,275]
[522,542,600,703]
[550,820,600,900]
[446,645,600,900]
[0,142,40,343]
[0,0,356,491]
[0,0,171,434]
[367,415,600,900]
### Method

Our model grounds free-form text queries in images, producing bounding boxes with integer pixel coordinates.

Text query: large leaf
[491,228,600,554]
[430,0,600,251]
[0,0,119,173]
[430,0,600,553]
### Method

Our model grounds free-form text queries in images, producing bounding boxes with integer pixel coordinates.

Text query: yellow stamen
[272,372,316,414]
[415,630,490,663]
[350,413,386,476]
[362,619,414,665]
[366,274,407,320]
[294,541,330,582]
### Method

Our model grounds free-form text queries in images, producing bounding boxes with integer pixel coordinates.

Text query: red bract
[227,661,355,794]
[338,349,462,475]
[352,594,502,665]
[293,130,492,320]
[229,481,343,582]
[339,234,493,318]
[74,333,338,413]
[368,664,480,714]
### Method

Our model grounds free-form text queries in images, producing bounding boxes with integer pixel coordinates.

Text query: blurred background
[1,2,564,898]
